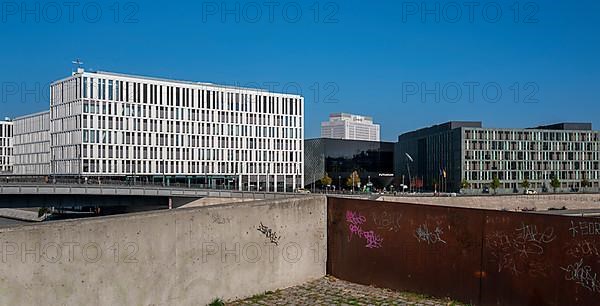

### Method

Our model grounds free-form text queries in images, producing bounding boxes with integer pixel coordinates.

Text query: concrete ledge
[0,208,45,222]
[0,195,327,305]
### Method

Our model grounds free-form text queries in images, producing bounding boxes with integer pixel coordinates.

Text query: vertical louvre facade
[13,111,51,176]
[50,69,304,191]
[0,120,13,174]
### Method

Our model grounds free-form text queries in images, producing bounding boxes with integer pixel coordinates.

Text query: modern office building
[0,119,13,174]
[320,113,380,141]
[12,111,51,176]
[305,138,394,190]
[50,68,304,191]
[395,121,600,193]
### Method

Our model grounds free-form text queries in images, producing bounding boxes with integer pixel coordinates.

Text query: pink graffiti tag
[346,211,383,248]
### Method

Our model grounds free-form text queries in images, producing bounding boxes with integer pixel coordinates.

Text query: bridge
[0,183,301,208]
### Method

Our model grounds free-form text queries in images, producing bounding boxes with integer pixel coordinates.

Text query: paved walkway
[228,276,462,306]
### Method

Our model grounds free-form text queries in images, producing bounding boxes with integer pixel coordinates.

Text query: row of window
[82,76,302,116]
[465,150,600,161]
[81,144,302,163]
[81,159,301,175]
[82,116,301,139]
[465,140,599,151]
[464,170,600,181]
[464,129,600,142]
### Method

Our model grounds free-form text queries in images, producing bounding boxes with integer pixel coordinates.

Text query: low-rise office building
[0,119,13,174]
[395,121,600,193]
[50,68,304,191]
[12,111,51,176]
[305,138,394,190]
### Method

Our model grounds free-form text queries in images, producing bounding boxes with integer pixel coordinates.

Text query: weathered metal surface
[328,197,600,306]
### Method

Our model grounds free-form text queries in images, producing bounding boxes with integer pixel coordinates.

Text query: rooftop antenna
[72,59,84,73]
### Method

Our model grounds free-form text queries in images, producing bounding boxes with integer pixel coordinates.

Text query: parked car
[482,187,490,194]
[295,188,311,194]
[525,189,538,195]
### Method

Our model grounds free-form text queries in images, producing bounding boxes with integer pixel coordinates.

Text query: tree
[581,178,590,191]
[490,176,501,195]
[520,179,530,189]
[320,173,333,187]
[460,180,471,190]
[550,176,561,193]
[346,171,361,190]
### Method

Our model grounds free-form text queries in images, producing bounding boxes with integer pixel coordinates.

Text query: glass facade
[305,138,394,189]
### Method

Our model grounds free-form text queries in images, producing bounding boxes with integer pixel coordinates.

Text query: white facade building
[320,113,380,141]
[13,111,51,176]
[50,69,304,191]
[0,120,13,174]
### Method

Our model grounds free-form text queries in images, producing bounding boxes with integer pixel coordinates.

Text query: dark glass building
[304,138,395,190]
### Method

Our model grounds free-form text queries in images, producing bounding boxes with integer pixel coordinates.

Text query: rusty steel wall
[327,197,600,306]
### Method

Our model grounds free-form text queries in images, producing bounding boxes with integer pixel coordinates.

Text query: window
[108,80,114,100]
[83,77,88,98]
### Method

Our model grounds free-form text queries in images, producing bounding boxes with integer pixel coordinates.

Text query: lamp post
[405,153,414,193]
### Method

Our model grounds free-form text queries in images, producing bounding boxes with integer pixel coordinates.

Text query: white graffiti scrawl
[561,258,600,293]
[414,223,447,245]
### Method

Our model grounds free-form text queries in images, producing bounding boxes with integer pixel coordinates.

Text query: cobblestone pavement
[228,276,464,306]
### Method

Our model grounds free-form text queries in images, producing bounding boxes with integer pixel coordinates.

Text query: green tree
[460,179,471,190]
[520,179,530,189]
[581,178,590,191]
[346,171,361,190]
[320,173,333,187]
[550,176,561,193]
[490,176,501,195]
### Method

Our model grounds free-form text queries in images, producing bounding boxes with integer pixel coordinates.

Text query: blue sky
[0,0,598,140]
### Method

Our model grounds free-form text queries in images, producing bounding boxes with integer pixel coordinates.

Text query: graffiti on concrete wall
[257,222,280,246]
[569,221,600,238]
[414,223,447,245]
[485,223,556,276]
[561,258,600,293]
[371,211,403,232]
[346,211,383,249]
[567,240,600,259]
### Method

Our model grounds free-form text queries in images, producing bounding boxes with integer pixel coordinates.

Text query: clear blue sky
[1,0,598,141]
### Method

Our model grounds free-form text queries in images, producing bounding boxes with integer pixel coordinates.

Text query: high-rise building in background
[0,119,13,174]
[395,121,600,193]
[320,113,380,141]
[12,111,51,176]
[50,68,304,191]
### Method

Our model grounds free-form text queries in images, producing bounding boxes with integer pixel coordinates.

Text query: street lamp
[405,153,414,193]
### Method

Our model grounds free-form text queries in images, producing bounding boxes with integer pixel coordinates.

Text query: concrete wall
[0,196,327,305]
[379,193,600,211]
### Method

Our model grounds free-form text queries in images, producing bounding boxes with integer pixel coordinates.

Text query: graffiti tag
[414,224,447,245]
[346,211,383,249]
[561,258,600,293]
[569,221,600,238]
[257,222,280,246]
